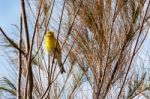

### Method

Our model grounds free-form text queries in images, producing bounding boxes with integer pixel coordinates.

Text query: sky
[0,0,20,30]
[0,0,19,77]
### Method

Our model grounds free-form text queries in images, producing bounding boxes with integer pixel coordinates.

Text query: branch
[17,14,23,99]
[40,0,67,98]
[31,0,56,60]
[23,0,44,98]
[0,27,26,56]
[97,0,118,98]
[117,1,150,98]
[21,0,30,53]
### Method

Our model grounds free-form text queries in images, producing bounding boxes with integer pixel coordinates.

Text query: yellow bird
[45,31,65,73]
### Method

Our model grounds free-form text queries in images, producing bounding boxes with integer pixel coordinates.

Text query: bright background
[0,0,19,77]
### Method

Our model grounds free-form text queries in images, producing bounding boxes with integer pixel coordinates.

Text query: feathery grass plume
[0,0,150,98]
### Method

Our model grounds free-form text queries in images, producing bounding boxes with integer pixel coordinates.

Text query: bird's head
[46,31,54,38]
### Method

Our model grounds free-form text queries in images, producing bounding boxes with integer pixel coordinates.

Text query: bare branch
[17,14,23,99]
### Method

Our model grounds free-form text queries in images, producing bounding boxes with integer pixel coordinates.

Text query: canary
[45,31,65,73]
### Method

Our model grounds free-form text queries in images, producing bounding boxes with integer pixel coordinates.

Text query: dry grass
[0,0,150,99]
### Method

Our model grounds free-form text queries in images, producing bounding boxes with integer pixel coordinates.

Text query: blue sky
[0,0,19,77]
[0,0,20,30]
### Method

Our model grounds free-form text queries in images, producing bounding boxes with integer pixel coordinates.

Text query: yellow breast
[45,36,56,55]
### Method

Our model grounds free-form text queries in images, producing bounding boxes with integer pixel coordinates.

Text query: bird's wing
[54,38,61,54]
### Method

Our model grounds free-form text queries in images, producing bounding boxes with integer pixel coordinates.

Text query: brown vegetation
[0,0,150,99]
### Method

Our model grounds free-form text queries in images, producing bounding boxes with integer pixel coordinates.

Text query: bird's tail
[58,62,66,74]
[57,58,65,74]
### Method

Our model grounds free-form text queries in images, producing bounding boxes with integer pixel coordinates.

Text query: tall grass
[0,0,150,99]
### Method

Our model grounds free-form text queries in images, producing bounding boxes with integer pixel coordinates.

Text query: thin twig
[49,0,67,94]
[57,64,74,98]
[21,0,30,53]
[61,0,83,49]
[97,0,118,98]
[0,27,26,56]
[40,0,67,98]
[17,14,23,99]
[31,0,56,61]
[23,0,43,98]
[117,1,150,98]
